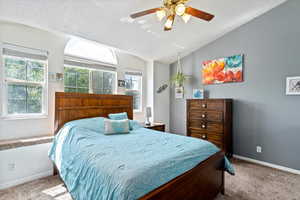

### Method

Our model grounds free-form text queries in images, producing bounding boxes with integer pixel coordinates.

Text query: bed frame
[54,92,225,200]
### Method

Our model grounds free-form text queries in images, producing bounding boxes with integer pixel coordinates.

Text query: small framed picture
[193,89,204,99]
[48,72,64,82]
[286,76,300,95]
[118,80,125,87]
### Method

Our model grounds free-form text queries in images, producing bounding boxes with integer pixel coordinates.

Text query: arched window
[65,37,117,65]
[63,37,117,95]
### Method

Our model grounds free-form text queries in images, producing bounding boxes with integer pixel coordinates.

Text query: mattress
[49,117,234,200]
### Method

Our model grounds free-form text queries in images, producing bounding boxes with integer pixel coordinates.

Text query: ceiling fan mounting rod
[164,0,188,8]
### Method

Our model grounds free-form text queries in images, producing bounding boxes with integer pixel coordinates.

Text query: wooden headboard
[54,92,133,134]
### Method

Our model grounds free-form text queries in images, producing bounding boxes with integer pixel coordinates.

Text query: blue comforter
[49,117,234,200]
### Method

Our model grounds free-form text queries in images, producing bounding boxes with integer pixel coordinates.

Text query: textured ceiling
[0,0,287,63]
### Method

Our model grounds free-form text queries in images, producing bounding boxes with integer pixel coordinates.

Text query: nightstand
[144,123,165,132]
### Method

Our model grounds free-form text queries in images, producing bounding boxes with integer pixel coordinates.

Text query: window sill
[1,114,48,121]
[0,135,53,151]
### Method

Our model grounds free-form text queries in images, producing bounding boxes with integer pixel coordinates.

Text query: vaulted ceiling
[0,0,287,63]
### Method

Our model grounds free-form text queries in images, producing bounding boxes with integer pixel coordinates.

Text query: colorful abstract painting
[202,54,243,85]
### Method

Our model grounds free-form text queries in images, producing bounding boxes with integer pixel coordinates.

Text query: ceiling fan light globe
[156,9,166,21]
[165,15,174,30]
[175,4,186,16]
[182,13,191,23]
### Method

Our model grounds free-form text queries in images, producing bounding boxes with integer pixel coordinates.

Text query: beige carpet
[1,158,299,200]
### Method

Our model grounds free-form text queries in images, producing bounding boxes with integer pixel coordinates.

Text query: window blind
[64,56,117,72]
[2,43,48,61]
[125,71,143,76]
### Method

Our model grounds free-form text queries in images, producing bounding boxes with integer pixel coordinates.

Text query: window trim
[1,52,48,120]
[125,73,143,113]
[64,64,118,95]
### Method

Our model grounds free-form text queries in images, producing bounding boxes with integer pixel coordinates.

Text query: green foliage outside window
[5,57,45,82]
[64,67,89,93]
[7,84,42,114]
[64,66,115,94]
[4,56,45,115]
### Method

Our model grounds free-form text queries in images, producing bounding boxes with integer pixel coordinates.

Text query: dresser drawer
[209,140,223,149]
[188,121,224,132]
[189,129,223,149]
[189,128,207,140]
[207,132,223,149]
[188,100,224,111]
[190,133,207,140]
[189,110,223,122]
[207,132,223,142]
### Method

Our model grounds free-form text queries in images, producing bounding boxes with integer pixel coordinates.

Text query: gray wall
[170,0,300,170]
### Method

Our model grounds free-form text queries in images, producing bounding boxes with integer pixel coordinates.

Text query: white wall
[0,21,149,189]
[0,21,68,141]
[0,21,66,190]
[146,61,170,131]
[146,60,154,122]
[0,143,53,189]
[153,62,170,131]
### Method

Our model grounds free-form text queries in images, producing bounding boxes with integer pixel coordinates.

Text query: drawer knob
[202,114,206,118]
[202,135,206,139]
[202,124,206,129]
[202,104,207,108]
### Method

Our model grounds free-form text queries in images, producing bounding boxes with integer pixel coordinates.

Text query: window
[65,37,117,65]
[64,66,89,93]
[91,70,116,94]
[64,65,116,94]
[2,44,48,118]
[125,72,142,112]
[64,37,117,95]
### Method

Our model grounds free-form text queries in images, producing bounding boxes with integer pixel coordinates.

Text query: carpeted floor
[0,158,299,200]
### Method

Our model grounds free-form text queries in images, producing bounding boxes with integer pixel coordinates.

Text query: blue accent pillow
[108,112,128,120]
[109,112,141,130]
[104,119,130,135]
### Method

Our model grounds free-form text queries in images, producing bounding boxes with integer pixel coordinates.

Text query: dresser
[186,99,233,156]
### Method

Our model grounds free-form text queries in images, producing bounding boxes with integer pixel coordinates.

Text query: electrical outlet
[8,163,15,171]
[256,146,262,153]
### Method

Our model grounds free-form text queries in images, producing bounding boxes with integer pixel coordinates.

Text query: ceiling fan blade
[185,7,214,21]
[130,8,161,19]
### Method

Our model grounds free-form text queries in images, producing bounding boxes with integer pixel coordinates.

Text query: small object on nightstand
[144,123,165,132]
[145,107,152,126]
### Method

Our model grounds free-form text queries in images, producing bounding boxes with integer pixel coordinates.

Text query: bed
[50,92,234,200]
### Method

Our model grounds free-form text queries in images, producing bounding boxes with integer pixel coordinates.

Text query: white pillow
[104,119,130,135]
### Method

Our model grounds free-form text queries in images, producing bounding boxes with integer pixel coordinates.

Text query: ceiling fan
[130,0,214,31]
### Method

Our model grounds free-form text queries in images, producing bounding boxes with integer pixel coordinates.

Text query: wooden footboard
[139,151,225,200]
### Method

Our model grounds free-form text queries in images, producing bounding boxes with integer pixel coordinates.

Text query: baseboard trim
[1,156,299,190]
[233,154,300,175]
[0,170,53,190]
